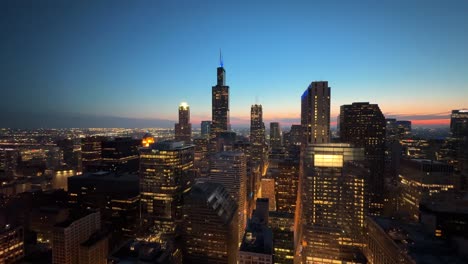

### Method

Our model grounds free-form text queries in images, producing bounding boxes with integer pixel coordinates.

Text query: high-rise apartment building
[301,81,331,145]
[301,143,367,263]
[209,151,247,243]
[175,102,192,143]
[339,102,386,215]
[139,141,194,235]
[182,181,238,264]
[270,122,282,150]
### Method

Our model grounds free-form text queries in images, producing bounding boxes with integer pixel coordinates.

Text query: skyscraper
[101,137,140,173]
[339,102,386,216]
[270,122,282,150]
[250,104,266,165]
[301,81,331,145]
[301,143,367,263]
[209,151,247,243]
[275,159,299,214]
[451,109,468,137]
[211,54,230,139]
[175,102,192,143]
[52,211,107,264]
[139,140,194,235]
[182,181,238,264]
[81,136,105,172]
[201,120,212,138]
[450,109,468,173]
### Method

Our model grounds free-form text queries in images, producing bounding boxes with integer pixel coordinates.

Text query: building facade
[209,151,247,243]
[340,102,386,216]
[301,81,331,145]
[139,141,194,235]
[301,143,367,263]
[182,181,238,264]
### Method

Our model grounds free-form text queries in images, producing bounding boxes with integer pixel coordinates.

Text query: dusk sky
[1,0,467,128]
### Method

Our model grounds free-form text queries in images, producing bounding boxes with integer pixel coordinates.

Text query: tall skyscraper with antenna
[211,51,230,140]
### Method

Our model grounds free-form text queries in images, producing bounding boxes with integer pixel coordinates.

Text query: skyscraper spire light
[219,49,223,67]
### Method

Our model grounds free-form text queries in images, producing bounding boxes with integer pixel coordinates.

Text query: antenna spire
[219,49,223,67]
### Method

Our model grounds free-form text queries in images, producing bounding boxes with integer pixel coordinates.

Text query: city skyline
[1,0,467,128]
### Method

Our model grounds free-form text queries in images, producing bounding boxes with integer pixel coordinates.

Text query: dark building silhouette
[182,181,238,264]
[81,136,106,172]
[175,102,192,143]
[340,102,386,216]
[67,171,139,241]
[101,137,140,173]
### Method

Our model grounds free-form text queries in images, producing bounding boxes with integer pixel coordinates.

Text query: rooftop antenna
[255,95,259,104]
[219,49,223,67]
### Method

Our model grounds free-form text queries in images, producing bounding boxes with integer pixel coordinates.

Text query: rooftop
[239,221,273,255]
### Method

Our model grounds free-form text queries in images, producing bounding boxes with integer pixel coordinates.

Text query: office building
[101,137,140,173]
[209,151,247,243]
[301,81,331,145]
[250,104,266,164]
[340,102,386,215]
[398,159,456,221]
[81,136,105,172]
[0,225,24,263]
[269,212,294,264]
[201,121,212,138]
[193,137,209,177]
[175,102,192,143]
[211,54,230,139]
[275,159,299,214]
[67,171,139,239]
[260,178,276,211]
[52,210,106,264]
[139,141,194,235]
[239,199,273,264]
[364,217,466,264]
[301,143,367,263]
[270,122,282,150]
[182,181,238,264]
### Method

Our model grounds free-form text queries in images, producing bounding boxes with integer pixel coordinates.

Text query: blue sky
[1,0,467,127]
